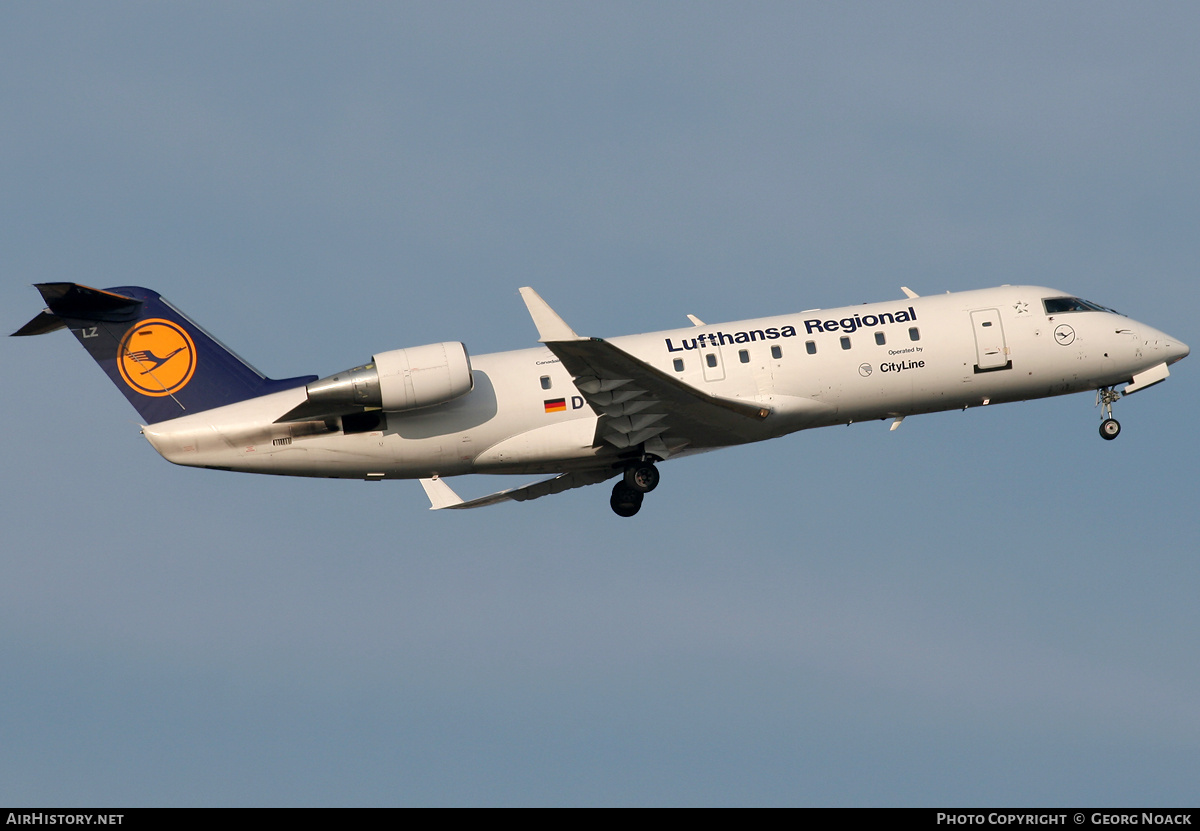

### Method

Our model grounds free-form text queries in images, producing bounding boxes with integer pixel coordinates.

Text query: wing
[420,468,620,510]
[421,288,776,511]
[519,288,770,457]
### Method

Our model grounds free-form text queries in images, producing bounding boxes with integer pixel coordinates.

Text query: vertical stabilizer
[13,283,316,424]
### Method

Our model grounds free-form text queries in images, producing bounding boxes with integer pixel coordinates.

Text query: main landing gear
[609,459,660,517]
[1097,386,1122,441]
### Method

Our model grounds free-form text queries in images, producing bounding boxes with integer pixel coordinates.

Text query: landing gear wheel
[1097,387,1122,440]
[610,481,644,517]
[624,463,660,493]
[1100,418,1121,440]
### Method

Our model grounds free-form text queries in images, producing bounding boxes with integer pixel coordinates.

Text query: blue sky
[3,2,1198,806]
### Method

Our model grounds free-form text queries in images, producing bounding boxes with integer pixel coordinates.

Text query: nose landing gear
[1097,387,1122,440]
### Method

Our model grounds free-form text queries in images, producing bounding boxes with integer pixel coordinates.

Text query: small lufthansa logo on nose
[117,319,197,396]
[1054,324,1076,346]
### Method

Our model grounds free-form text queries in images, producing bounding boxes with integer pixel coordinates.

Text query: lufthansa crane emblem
[117,319,197,396]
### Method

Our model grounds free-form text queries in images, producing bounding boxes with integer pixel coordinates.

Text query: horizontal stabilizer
[12,283,144,337]
[12,310,68,337]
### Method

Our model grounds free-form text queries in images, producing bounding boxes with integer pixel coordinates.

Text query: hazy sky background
[3,2,1198,806]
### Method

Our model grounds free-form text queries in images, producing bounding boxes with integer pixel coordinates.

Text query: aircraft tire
[624,463,660,493]
[1100,418,1121,440]
[610,481,643,517]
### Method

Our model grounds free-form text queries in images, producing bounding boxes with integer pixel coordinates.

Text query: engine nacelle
[303,342,473,414]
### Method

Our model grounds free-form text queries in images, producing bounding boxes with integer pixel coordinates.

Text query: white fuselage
[141,286,1187,480]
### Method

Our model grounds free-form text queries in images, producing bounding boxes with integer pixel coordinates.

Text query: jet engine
[276,342,473,422]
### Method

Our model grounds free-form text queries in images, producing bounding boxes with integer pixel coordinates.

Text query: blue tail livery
[12,283,316,424]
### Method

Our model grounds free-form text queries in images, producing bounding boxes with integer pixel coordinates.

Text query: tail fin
[13,283,316,424]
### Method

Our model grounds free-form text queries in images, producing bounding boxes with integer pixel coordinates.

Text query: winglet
[901,286,919,299]
[519,287,583,342]
[419,476,465,510]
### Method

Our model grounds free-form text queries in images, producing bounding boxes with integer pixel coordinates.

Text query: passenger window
[805,341,817,355]
[738,349,749,363]
[540,375,551,390]
[840,336,851,350]
[909,327,920,341]
[771,345,782,360]
[706,353,718,368]
[874,332,886,346]
[673,358,684,372]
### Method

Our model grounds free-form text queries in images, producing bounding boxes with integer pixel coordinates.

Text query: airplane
[13,282,1189,517]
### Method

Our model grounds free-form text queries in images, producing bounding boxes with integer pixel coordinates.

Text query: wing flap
[548,339,768,421]
[516,287,772,458]
[544,337,769,450]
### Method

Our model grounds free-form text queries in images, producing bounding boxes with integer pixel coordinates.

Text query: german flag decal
[543,398,567,413]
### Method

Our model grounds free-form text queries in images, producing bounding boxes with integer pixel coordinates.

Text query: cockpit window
[1043,297,1121,315]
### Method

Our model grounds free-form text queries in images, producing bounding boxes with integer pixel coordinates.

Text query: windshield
[1042,296,1122,315]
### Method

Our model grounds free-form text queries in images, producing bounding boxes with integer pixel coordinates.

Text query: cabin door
[970,308,1011,372]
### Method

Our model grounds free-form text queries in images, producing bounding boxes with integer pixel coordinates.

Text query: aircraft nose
[1131,323,1188,365]
[1160,332,1189,365]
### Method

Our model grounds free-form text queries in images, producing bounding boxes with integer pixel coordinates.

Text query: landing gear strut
[610,459,660,516]
[1097,387,1122,440]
